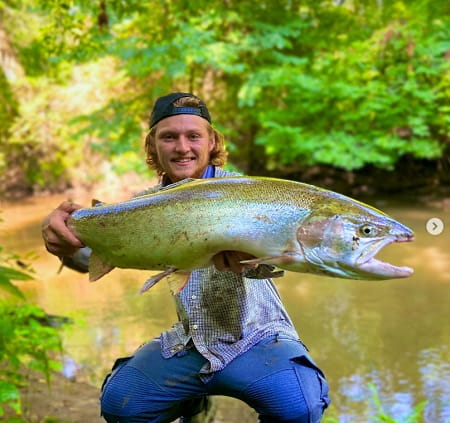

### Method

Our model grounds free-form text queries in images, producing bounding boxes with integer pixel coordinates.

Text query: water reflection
[1,196,449,422]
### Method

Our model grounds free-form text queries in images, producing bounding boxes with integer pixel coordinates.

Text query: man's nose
[175,136,189,153]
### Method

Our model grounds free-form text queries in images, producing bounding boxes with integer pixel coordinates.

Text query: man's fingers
[59,200,83,214]
[41,201,84,256]
[212,252,228,271]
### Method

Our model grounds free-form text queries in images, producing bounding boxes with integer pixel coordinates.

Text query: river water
[1,193,449,422]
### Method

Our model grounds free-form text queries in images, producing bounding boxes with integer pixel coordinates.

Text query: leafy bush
[0,244,64,420]
[2,1,449,193]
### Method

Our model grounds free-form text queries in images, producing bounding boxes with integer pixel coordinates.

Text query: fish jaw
[296,213,415,280]
[354,233,414,279]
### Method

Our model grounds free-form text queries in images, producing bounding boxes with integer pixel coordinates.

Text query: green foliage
[0,302,64,418]
[54,0,448,173]
[368,383,427,423]
[0,233,34,300]
[252,13,449,171]
[1,0,449,192]
[0,69,19,144]
[322,383,427,423]
[0,264,31,299]
[71,95,149,175]
[0,241,64,419]
[0,80,74,194]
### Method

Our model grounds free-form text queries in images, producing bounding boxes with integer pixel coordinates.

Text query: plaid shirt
[146,168,300,382]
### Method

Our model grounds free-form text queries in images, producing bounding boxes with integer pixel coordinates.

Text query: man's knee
[243,365,329,423]
[100,358,211,423]
[100,363,171,420]
[290,355,330,422]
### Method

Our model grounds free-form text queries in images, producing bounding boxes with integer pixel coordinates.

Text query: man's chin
[167,168,198,182]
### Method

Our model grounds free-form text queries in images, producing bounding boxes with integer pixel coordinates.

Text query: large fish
[67,176,414,294]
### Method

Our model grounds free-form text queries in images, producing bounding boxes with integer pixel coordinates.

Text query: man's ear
[209,135,216,152]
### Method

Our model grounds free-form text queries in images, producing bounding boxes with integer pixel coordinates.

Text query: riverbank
[7,370,257,423]
[2,154,450,205]
[5,370,103,423]
[1,165,449,423]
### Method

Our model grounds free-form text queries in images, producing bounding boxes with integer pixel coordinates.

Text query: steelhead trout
[67,176,414,293]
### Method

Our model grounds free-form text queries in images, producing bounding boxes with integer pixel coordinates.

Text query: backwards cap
[149,92,211,128]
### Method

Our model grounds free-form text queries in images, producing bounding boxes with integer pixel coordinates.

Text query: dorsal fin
[91,199,104,207]
[159,178,198,191]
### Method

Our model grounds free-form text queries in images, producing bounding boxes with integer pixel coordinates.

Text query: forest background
[1,0,449,200]
[0,1,449,421]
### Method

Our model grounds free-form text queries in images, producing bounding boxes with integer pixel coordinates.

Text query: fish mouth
[356,235,414,279]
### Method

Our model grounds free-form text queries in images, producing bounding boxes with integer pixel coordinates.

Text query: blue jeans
[100,335,330,422]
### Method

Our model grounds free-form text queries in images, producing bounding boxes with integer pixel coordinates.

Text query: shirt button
[192,324,199,330]
[191,295,197,300]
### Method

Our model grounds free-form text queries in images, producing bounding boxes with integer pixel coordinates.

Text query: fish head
[296,202,414,280]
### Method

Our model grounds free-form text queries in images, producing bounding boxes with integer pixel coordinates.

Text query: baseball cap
[149,92,211,128]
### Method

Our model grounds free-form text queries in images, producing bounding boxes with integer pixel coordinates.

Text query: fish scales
[70,178,307,270]
[67,176,414,291]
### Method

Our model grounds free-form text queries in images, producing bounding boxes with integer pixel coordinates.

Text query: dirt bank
[6,370,257,423]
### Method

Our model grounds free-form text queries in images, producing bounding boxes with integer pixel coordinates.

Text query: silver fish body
[67,176,414,290]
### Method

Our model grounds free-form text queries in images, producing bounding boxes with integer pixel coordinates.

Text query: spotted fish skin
[67,176,414,287]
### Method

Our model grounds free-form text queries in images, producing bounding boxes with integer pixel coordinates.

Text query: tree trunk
[0,18,24,80]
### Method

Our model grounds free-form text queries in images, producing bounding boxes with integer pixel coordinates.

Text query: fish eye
[360,224,377,237]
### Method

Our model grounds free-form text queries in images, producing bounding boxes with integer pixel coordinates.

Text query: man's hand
[41,201,84,257]
[212,251,258,273]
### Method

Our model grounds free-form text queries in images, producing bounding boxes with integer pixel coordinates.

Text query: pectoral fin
[89,253,115,282]
[139,267,178,294]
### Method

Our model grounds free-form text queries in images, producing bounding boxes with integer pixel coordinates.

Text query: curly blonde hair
[145,96,228,176]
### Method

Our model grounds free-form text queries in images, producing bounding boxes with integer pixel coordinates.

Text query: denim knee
[242,356,330,423]
[290,355,330,422]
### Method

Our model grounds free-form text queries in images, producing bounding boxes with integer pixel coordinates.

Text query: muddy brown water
[1,193,449,422]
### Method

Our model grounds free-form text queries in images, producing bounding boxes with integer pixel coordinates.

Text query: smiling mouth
[357,236,414,279]
[173,157,195,164]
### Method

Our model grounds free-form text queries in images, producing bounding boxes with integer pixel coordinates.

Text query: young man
[42,93,330,423]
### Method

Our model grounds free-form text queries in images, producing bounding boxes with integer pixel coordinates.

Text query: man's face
[154,114,216,182]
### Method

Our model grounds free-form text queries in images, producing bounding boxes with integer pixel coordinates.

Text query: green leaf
[0,275,25,299]
[0,379,20,404]
[0,266,33,282]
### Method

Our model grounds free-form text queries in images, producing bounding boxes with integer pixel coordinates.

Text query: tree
[1,0,449,193]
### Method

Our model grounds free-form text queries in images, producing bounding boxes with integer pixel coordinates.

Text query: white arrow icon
[426,217,444,235]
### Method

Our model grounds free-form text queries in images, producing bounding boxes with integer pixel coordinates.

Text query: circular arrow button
[426,217,444,235]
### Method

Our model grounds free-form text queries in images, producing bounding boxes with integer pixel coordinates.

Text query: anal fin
[89,253,115,282]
